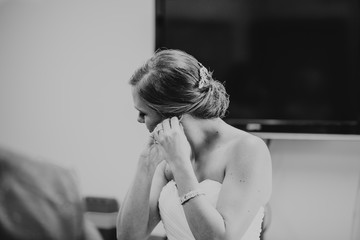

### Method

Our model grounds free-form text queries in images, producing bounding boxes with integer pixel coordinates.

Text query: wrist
[168,156,192,169]
[180,189,206,205]
[137,156,158,175]
[170,162,199,195]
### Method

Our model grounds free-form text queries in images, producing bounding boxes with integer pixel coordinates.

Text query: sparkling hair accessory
[198,64,210,89]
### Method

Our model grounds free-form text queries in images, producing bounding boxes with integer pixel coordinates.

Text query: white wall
[265,139,360,240]
[1,1,360,240]
[0,0,153,200]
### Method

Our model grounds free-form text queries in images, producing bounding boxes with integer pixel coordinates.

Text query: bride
[117,49,272,240]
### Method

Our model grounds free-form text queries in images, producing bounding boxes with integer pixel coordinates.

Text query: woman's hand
[152,117,192,167]
[138,133,165,171]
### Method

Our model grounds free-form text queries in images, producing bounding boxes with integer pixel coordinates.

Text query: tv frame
[155,0,360,136]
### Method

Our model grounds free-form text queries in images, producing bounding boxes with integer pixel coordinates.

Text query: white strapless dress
[158,179,264,240]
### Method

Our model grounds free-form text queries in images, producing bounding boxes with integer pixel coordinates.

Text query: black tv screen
[155,0,360,134]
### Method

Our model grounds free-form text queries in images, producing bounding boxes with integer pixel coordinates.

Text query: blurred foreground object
[85,197,119,240]
[0,146,102,240]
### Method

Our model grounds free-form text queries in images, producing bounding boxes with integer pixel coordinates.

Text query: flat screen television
[155,0,360,135]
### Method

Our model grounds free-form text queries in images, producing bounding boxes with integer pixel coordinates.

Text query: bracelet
[180,189,205,205]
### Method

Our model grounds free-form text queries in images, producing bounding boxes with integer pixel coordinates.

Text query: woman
[117,49,272,240]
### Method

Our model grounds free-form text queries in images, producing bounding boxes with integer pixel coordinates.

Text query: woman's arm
[116,139,168,240]
[154,117,272,240]
[173,136,272,240]
[217,136,272,239]
[171,160,226,240]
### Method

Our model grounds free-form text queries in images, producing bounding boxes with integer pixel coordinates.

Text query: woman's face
[131,87,163,132]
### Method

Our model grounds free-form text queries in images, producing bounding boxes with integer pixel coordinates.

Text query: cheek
[145,118,157,132]
[146,116,163,132]
[145,122,154,132]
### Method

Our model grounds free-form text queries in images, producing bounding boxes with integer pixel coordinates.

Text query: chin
[147,126,154,133]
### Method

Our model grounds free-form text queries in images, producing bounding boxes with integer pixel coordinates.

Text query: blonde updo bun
[129,49,230,119]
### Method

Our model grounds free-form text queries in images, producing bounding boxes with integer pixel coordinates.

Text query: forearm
[116,162,156,240]
[172,163,226,240]
[183,198,226,240]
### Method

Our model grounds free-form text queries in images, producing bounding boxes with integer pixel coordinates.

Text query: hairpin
[199,65,209,89]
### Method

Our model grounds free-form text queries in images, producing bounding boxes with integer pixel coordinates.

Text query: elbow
[116,224,147,240]
[116,224,127,240]
[117,231,145,240]
[116,212,149,240]
[116,232,134,240]
[116,224,140,240]
[116,216,132,240]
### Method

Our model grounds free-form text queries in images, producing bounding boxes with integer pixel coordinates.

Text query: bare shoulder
[223,128,272,203]
[225,127,271,164]
[222,125,269,157]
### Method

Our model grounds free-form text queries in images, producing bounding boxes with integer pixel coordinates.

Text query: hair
[129,49,229,119]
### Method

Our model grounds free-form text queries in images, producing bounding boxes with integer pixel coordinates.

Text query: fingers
[170,116,181,130]
[147,133,157,147]
[153,124,163,134]
[153,116,183,142]
[156,117,181,132]
[152,123,163,143]
[162,118,171,132]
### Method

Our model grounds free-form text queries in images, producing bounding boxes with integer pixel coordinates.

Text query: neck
[180,115,226,160]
